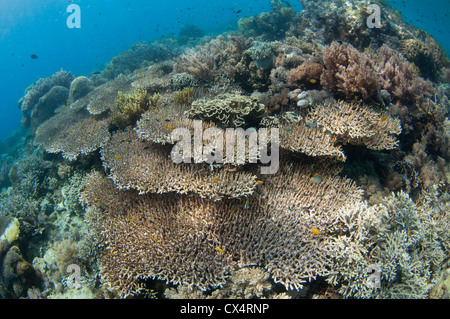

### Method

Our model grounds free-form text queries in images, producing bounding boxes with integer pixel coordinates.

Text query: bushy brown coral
[110,88,153,127]
[320,41,380,101]
[34,105,111,161]
[288,61,323,87]
[378,44,434,105]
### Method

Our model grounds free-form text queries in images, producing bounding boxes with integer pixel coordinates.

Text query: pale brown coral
[279,119,346,161]
[82,157,364,297]
[100,130,257,200]
[306,100,402,151]
[33,105,111,161]
[186,94,266,128]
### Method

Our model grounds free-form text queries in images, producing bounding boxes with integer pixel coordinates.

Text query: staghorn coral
[279,117,346,162]
[101,130,257,200]
[320,41,380,101]
[326,190,449,298]
[82,157,364,297]
[186,94,266,128]
[34,105,111,161]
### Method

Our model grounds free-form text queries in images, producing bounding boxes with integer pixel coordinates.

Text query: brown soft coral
[320,41,380,101]
[378,45,434,105]
[288,61,323,87]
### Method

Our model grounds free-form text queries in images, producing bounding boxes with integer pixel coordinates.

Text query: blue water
[0,0,448,142]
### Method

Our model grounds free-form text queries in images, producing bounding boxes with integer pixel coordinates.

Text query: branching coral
[100,130,257,200]
[326,190,449,298]
[186,94,266,128]
[306,100,402,151]
[82,156,365,297]
[34,105,111,161]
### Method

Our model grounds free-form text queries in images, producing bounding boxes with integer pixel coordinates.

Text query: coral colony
[1,0,450,299]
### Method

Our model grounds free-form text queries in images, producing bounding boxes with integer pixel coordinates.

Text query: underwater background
[0,0,450,300]
[0,0,448,142]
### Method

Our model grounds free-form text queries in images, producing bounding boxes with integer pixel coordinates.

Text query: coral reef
[2,0,449,300]
[110,88,152,127]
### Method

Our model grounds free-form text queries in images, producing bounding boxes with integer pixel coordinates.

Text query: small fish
[256,180,264,185]
[312,227,321,235]
[244,199,250,209]
[30,54,38,59]
[116,156,122,160]
[310,174,322,184]
[309,79,317,84]
[310,121,317,126]
[167,125,175,130]
[215,246,225,254]
[212,178,222,182]
[285,129,292,132]
[48,137,51,141]
[130,217,135,222]
[153,235,157,243]
[380,116,388,122]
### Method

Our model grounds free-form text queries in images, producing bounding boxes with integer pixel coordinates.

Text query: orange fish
[312,227,321,235]
[215,246,225,254]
